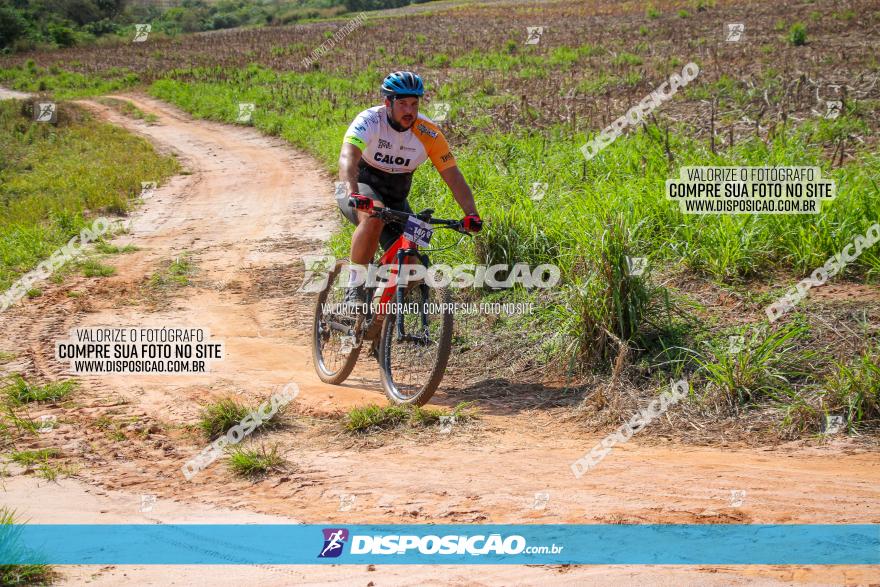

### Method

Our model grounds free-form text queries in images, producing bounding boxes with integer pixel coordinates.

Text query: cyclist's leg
[335,182,386,265]
[379,198,424,289]
[377,197,413,251]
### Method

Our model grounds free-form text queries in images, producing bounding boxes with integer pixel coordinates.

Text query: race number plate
[403,216,433,246]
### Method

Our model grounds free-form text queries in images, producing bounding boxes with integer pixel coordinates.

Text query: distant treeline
[0,0,431,52]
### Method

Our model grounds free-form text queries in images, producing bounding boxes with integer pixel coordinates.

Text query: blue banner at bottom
[2,524,878,565]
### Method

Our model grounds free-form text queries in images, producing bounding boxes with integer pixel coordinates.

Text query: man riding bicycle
[336,70,482,308]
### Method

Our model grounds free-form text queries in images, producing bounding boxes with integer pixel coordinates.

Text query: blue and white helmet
[380,71,424,98]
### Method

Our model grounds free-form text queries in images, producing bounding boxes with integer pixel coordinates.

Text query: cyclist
[336,70,482,308]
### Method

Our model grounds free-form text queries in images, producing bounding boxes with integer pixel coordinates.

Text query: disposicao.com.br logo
[299,256,561,293]
[317,528,563,557]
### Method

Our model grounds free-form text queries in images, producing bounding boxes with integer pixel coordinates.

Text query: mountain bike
[312,206,471,406]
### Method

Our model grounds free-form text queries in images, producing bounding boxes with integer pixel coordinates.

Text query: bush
[83,18,120,36]
[210,13,241,29]
[788,22,807,46]
[568,214,668,366]
[343,0,410,12]
[48,23,77,47]
[0,5,27,50]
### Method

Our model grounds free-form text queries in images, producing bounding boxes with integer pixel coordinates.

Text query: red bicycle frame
[373,235,423,314]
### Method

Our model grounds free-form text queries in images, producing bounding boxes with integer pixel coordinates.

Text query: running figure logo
[318,528,349,558]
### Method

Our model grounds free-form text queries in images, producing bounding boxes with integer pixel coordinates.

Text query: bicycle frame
[374,237,425,306]
[353,206,467,343]
[367,236,430,342]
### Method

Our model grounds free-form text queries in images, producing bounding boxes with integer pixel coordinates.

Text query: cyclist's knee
[355,210,384,227]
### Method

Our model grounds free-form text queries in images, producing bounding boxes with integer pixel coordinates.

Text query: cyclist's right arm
[339,109,375,196]
[338,142,362,196]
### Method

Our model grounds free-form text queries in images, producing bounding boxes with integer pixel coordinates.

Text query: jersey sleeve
[343,110,374,151]
[427,130,457,172]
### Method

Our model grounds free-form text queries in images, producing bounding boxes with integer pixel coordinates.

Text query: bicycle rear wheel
[312,260,362,384]
[378,282,453,406]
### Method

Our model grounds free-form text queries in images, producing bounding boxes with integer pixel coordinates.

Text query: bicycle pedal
[339,335,359,355]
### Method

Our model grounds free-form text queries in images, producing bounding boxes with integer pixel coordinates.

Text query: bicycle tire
[378,284,453,406]
[312,259,362,384]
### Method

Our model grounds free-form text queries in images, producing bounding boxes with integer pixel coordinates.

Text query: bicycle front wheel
[378,283,453,406]
[312,260,362,384]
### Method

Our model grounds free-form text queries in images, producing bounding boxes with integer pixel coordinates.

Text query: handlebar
[369,207,471,235]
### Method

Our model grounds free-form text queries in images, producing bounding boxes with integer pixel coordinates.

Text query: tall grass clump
[0,507,55,585]
[822,346,880,430]
[690,323,814,410]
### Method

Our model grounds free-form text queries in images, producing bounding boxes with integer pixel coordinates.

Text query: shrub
[788,22,807,46]
[48,23,77,47]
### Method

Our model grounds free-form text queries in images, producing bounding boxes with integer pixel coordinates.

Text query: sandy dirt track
[0,92,878,585]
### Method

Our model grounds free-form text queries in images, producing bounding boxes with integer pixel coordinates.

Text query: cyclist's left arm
[427,132,478,217]
[439,165,478,217]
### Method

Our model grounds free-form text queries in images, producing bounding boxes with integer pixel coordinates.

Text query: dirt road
[1,93,878,585]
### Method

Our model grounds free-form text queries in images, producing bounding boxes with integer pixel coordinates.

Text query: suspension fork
[418,253,431,335]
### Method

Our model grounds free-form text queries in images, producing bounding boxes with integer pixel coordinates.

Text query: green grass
[689,323,814,408]
[148,255,194,289]
[575,73,620,95]
[142,68,880,383]
[7,448,59,467]
[94,416,127,442]
[344,404,409,431]
[96,97,157,123]
[0,100,178,292]
[35,461,74,481]
[0,64,140,99]
[197,396,286,440]
[5,448,71,481]
[344,402,478,433]
[198,398,251,439]
[2,407,40,435]
[227,443,286,477]
[612,52,643,67]
[93,414,128,442]
[4,376,75,405]
[80,259,116,277]
[95,241,138,254]
[0,507,55,586]
[823,346,880,430]
[788,22,807,46]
